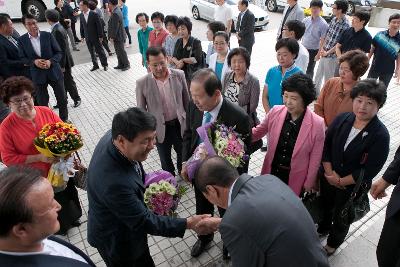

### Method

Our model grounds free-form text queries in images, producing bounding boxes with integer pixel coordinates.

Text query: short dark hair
[176,16,192,34]
[111,107,157,142]
[146,46,167,61]
[136,12,149,24]
[54,0,62,5]
[334,0,349,14]
[350,79,387,108]
[239,0,249,7]
[275,38,299,59]
[227,47,251,69]
[88,0,97,10]
[191,69,222,97]
[195,156,239,193]
[22,13,36,25]
[389,13,400,23]
[0,13,11,19]
[285,20,306,40]
[213,31,229,43]
[0,76,35,104]
[151,11,165,22]
[109,0,118,5]
[338,49,369,80]
[207,21,226,35]
[80,0,89,6]
[353,11,370,26]
[0,166,43,237]
[281,73,316,107]
[310,0,323,8]
[45,9,60,22]
[164,15,178,27]
[0,15,10,27]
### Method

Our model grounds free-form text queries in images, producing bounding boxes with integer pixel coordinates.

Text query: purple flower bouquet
[144,170,187,216]
[186,122,248,181]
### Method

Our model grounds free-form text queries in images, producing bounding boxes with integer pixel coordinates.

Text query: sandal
[323,245,336,256]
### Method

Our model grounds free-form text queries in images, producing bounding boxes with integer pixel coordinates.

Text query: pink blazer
[252,105,325,195]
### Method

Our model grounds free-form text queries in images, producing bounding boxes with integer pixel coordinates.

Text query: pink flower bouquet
[144,170,187,216]
[186,122,248,181]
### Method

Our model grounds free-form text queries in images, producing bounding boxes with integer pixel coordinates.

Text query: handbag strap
[74,151,82,163]
[349,152,368,200]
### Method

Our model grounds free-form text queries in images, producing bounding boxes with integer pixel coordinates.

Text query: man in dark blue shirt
[368,13,400,89]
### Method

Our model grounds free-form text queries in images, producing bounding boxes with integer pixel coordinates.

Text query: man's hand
[34,59,47,69]
[44,60,51,69]
[186,214,211,230]
[320,50,328,58]
[194,217,222,235]
[370,177,390,200]
[180,163,189,182]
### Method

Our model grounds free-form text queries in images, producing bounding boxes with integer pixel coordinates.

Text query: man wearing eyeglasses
[136,46,189,178]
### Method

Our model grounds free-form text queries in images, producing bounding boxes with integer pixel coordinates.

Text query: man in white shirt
[0,167,95,267]
[283,20,309,73]
[214,0,233,34]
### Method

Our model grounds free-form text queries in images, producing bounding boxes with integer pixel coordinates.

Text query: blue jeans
[156,119,183,176]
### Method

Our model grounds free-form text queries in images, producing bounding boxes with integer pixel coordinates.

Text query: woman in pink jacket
[252,73,325,196]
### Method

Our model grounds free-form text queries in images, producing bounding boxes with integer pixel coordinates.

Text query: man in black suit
[18,14,69,122]
[108,0,130,71]
[371,146,400,267]
[46,9,82,109]
[0,15,29,78]
[87,107,209,266]
[79,0,108,71]
[181,68,251,258]
[0,166,96,267]
[236,0,255,55]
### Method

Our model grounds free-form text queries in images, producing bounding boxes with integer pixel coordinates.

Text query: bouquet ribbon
[48,157,76,190]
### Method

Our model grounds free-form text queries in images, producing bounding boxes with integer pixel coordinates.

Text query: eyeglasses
[9,96,32,105]
[282,27,289,31]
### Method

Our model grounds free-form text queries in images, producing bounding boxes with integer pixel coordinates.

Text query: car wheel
[266,0,278,12]
[24,0,46,21]
[347,2,355,14]
[192,6,201,20]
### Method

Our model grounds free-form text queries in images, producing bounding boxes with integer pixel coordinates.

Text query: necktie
[203,112,212,125]
[134,161,143,179]
[7,36,18,48]
[238,13,243,31]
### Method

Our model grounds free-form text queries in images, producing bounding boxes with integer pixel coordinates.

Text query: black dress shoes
[90,66,99,71]
[191,239,211,257]
[222,246,230,260]
[121,65,130,71]
[53,104,59,109]
[73,100,81,108]
[114,65,122,69]
[103,66,108,71]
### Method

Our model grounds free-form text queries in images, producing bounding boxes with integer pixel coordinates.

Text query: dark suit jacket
[0,32,28,78]
[80,11,103,42]
[382,146,400,218]
[87,130,186,261]
[0,236,95,267]
[236,9,255,46]
[18,31,63,84]
[51,23,74,69]
[322,112,390,191]
[220,174,329,267]
[182,98,251,171]
[108,6,126,42]
[55,6,70,29]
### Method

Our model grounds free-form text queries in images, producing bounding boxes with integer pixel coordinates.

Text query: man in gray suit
[277,0,304,40]
[108,0,130,71]
[236,0,255,55]
[195,156,330,267]
[136,46,189,177]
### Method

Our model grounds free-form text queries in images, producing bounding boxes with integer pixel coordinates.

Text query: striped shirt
[323,16,350,58]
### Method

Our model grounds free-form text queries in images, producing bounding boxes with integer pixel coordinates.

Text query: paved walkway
[51,28,399,267]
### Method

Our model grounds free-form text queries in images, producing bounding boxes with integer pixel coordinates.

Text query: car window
[226,0,238,5]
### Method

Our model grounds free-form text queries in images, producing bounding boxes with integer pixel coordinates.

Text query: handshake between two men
[186,215,222,236]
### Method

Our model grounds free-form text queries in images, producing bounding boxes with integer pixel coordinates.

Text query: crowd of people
[0,0,400,266]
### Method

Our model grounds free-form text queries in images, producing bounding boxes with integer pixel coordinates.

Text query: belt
[164,118,179,126]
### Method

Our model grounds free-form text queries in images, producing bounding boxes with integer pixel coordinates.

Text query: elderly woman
[319,79,390,256]
[0,76,82,235]
[315,49,369,126]
[222,47,260,127]
[209,31,230,81]
[148,11,168,48]
[262,38,302,113]
[252,73,326,196]
[171,16,204,84]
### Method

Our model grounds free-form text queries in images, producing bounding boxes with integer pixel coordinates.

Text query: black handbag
[339,153,370,225]
[339,168,370,225]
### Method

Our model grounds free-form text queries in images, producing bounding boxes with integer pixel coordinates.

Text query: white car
[190,0,270,30]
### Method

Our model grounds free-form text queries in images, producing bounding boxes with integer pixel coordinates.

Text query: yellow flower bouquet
[34,122,83,191]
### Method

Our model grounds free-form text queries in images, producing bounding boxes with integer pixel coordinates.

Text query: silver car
[190,0,270,30]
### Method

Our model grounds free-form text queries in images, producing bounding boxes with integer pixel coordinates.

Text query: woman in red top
[148,11,169,47]
[0,76,82,235]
